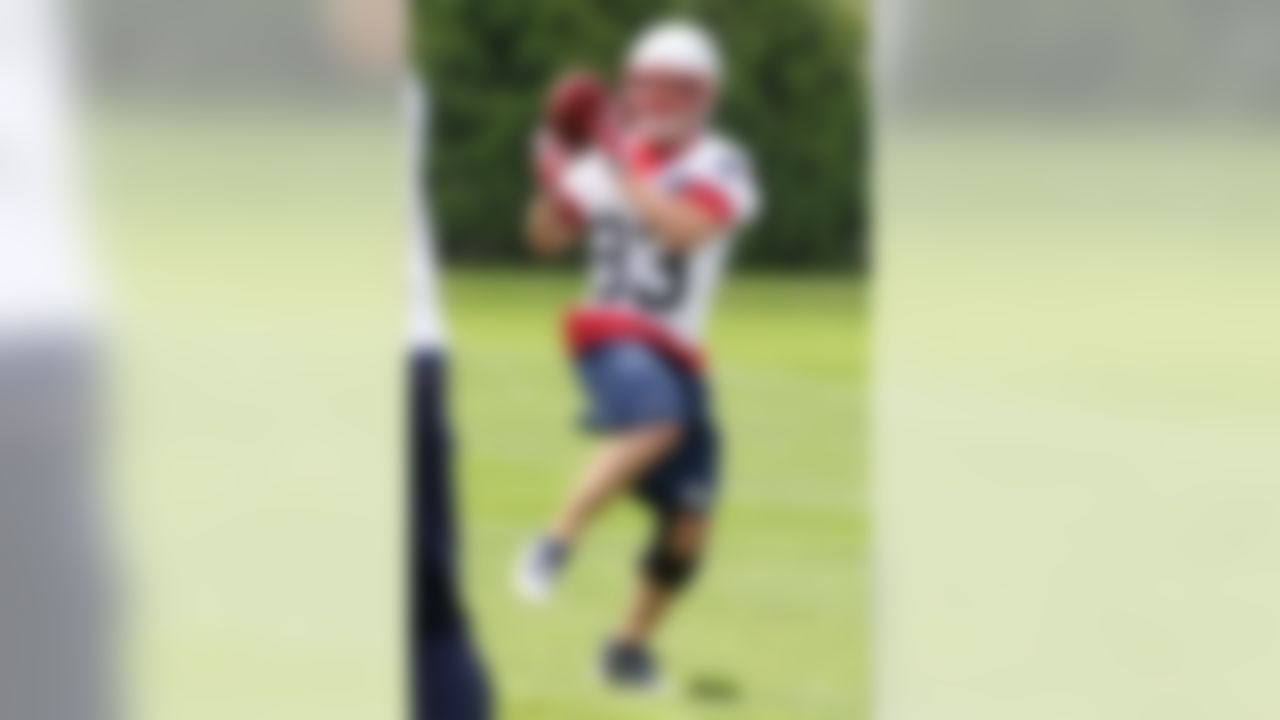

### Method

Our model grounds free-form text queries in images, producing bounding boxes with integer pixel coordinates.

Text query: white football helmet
[623,21,723,142]
[626,20,723,88]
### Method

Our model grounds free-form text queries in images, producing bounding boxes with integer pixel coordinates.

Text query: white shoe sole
[511,545,553,605]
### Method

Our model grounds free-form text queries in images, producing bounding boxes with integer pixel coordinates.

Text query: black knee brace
[642,547,700,590]
[640,515,703,591]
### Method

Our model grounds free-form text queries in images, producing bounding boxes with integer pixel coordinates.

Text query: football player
[513,20,761,691]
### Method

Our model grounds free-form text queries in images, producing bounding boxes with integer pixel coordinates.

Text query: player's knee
[641,542,702,591]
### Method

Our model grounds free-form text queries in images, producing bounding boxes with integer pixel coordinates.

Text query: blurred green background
[418,0,867,270]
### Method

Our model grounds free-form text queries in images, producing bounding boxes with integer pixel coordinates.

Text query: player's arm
[525,71,605,258]
[526,129,586,258]
[617,171,727,253]
[525,191,580,258]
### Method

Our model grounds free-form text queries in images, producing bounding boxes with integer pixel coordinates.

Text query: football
[544,69,608,149]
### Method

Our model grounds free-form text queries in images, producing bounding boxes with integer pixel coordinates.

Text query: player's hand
[542,68,627,160]
[535,68,627,189]
[532,128,572,193]
[534,68,635,191]
[533,70,604,192]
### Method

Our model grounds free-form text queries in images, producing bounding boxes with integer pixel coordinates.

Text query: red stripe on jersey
[682,180,734,225]
[563,306,705,374]
[623,136,684,178]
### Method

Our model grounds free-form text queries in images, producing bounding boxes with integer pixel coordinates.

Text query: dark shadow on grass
[687,672,744,705]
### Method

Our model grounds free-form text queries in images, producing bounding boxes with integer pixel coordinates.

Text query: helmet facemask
[622,20,723,147]
[621,70,716,146]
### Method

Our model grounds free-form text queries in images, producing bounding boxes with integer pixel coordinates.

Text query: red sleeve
[681,180,734,226]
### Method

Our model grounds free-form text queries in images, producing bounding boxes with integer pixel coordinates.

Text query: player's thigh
[607,421,682,467]
[639,409,719,513]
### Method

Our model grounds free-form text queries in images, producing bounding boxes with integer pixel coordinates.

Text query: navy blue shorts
[575,341,720,515]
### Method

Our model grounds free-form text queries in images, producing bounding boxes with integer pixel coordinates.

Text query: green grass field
[104,110,867,720]
[448,271,868,719]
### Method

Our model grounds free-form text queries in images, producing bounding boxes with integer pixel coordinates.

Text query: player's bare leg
[551,424,680,545]
[619,514,707,644]
[603,514,709,690]
[514,423,680,603]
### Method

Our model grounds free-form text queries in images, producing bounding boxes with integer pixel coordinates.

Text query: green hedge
[417,0,865,270]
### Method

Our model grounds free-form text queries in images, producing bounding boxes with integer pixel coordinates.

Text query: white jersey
[560,132,760,346]
[406,78,446,351]
[0,0,95,340]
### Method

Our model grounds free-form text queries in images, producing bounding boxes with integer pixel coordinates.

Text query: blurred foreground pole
[0,0,115,717]
[877,1,1280,719]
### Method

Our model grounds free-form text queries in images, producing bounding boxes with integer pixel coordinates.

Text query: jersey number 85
[593,215,689,314]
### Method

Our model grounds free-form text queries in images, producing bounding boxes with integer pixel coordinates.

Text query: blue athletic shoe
[600,639,662,692]
[513,536,568,605]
